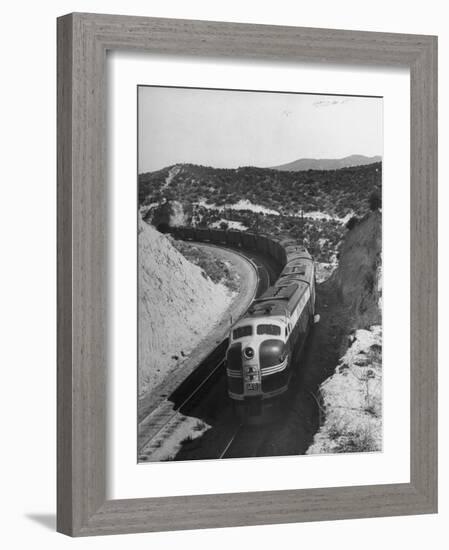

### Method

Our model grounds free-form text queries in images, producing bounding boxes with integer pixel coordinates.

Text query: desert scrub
[139,162,382,222]
[307,326,382,455]
[330,423,378,453]
[169,238,240,293]
[139,161,381,266]
[309,407,381,454]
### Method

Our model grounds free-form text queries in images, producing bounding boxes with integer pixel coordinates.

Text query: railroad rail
[138,225,303,461]
[219,423,277,459]
[138,355,226,460]
[138,242,278,461]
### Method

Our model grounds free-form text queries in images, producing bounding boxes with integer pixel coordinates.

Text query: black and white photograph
[1,0,442,544]
[137,85,382,463]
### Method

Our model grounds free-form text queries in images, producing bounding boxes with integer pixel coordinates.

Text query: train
[226,243,316,419]
[166,226,317,420]
[168,225,289,266]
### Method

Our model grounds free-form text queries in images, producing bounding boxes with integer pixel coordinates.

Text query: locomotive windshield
[256,324,281,336]
[232,325,252,339]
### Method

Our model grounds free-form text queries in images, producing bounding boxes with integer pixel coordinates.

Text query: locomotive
[225,245,316,419]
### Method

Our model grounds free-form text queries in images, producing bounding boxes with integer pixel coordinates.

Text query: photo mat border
[57,12,437,536]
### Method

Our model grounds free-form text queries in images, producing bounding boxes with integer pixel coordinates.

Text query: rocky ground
[307,325,382,454]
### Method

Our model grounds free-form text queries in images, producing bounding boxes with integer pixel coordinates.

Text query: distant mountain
[270,155,382,172]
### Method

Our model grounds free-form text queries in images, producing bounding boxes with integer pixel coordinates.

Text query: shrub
[369,190,382,211]
[346,216,359,230]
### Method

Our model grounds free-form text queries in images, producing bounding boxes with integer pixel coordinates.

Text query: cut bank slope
[138,218,232,398]
[308,210,383,454]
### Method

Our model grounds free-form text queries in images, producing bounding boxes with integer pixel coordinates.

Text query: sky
[138,86,382,173]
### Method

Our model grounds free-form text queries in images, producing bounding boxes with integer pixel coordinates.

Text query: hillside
[138,217,232,397]
[328,209,382,329]
[139,162,381,219]
[270,154,382,171]
[139,161,381,264]
[308,210,382,454]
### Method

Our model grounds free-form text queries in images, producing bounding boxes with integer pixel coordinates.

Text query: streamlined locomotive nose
[259,339,285,368]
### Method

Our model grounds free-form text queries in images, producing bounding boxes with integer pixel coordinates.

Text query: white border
[107,51,410,499]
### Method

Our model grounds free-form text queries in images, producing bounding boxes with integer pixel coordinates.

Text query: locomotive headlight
[243,346,255,360]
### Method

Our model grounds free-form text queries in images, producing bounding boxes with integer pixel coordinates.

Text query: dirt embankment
[327,209,382,329]
[138,218,232,398]
[308,210,383,454]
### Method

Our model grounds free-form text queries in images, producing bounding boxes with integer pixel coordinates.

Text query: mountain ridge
[269,154,382,172]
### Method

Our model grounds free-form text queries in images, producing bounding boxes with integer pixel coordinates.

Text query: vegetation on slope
[139,162,381,264]
[328,209,382,330]
[139,162,381,218]
[308,210,382,454]
[168,237,240,293]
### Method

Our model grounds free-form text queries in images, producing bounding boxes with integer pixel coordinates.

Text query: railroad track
[138,243,276,460]
[138,355,226,458]
[138,243,279,462]
[219,422,277,459]
[218,423,243,459]
[195,241,275,299]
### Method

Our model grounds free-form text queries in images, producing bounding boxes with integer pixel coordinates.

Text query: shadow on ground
[168,280,350,461]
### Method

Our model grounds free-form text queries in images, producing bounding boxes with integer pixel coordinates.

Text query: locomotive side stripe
[228,357,288,378]
[227,369,243,378]
[260,357,288,376]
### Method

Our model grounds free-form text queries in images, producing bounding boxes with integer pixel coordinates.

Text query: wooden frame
[57,12,438,536]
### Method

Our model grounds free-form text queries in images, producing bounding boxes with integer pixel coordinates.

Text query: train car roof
[245,300,288,318]
[282,262,312,274]
[277,272,310,285]
[284,256,313,266]
[285,253,313,263]
[284,245,309,254]
[260,282,305,300]
[285,255,313,265]
[277,273,305,283]
[278,237,297,245]
[281,259,314,283]
[246,280,309,318]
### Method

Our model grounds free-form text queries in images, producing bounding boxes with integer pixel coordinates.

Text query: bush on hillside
[346,216,359,231]
[369,190,382,211]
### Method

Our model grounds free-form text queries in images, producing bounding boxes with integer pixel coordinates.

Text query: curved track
[138,242,280,461]
[193,241,279,298]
